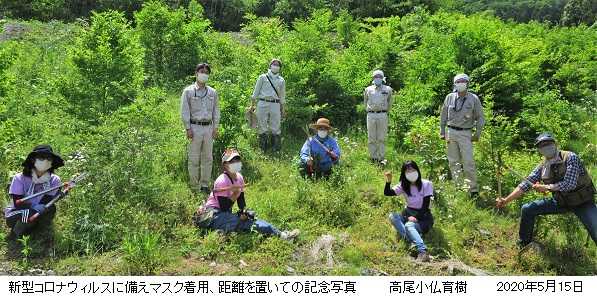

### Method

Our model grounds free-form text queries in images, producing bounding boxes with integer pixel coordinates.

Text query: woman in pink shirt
[384,160,434,262]
[195,149,299,240]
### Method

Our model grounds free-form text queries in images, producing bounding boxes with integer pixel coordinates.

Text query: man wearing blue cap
[496,133,596,248]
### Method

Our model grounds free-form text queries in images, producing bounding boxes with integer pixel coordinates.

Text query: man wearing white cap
[440,73,485,198]
[364,69,393,165]
[251,59,286,153]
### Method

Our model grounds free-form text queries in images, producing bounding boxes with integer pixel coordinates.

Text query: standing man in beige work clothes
[440,73,484,198]
[181,63,220,194]
[364,70,393,165]
[251,59,286,153]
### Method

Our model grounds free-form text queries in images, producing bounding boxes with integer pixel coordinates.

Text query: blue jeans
[210,210,280,236]
[389,212,427,253]
[520,198,597,245]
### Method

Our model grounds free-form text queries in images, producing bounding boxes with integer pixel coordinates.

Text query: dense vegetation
[0,1,595,275]
[1,0,595,30]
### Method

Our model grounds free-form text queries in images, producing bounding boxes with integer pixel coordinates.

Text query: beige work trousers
[257,100,281,135]
[188,124,213,189]
[446,128,478,192]
[367,112,388,160]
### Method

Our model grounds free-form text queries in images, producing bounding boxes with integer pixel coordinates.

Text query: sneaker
[280,229,300,240]
[417,251,430,262]
[519,241,542,253]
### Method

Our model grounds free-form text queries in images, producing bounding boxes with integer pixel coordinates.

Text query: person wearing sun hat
[299,117,341,178]
[5,144,64,238]
[193,148,300,240]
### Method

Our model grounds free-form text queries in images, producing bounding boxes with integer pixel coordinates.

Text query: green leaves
[135,0,210,87]
[1,6,596,275]
[66,10,144,120]
[121,231,164,275]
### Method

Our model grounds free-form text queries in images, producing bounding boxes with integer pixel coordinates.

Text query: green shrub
[121,231,164,275]
[63,10,144,121]
[403,116,448,180]
[197,231,225,259]
[135,0,210,87]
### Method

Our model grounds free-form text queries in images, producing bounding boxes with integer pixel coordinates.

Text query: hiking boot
[200,186,210,194]
[417,251,430,262]
[272,135,281,152]
[280,229,300,241]
[470,191,479,199]
[259,134,269,152]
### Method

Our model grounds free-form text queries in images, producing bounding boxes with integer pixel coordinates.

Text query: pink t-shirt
[205,172,245,209]
[392,179,433,209]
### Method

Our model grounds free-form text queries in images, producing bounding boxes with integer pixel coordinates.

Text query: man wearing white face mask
[251,59,286,153]
[364,70,393,165]
[299,118,341,178]
[181,63,221,194]
[496,133,596,249]
[5,145,64,238]
[439,73,484,198]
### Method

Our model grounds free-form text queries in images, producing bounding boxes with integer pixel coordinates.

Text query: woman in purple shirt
[5,145,64,238]
[384,160,434,262]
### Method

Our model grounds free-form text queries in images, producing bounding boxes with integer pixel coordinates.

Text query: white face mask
[270,65,280,74]
[373,78,383,86]
[317,130,328,139]
[405,171,419,183]
[454,82,467,92]
[538,144,558,159]
[34,159,52,173]
[196,73,209,83]
[228,162,242,173]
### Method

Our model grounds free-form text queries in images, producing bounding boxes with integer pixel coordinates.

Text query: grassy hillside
[0,3,596,276]
[1,91,595,275]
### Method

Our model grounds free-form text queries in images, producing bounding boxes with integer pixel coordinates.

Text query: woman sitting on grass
[193,148,300,240]
[384,160,434,262]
